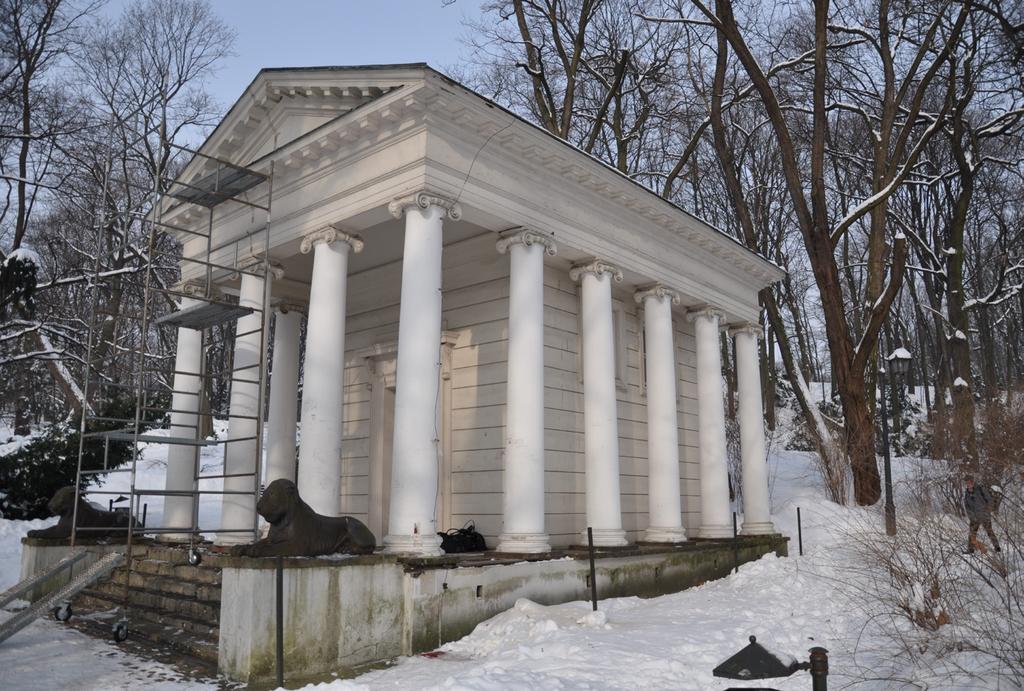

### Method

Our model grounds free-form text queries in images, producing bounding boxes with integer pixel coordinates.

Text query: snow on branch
[830,106,949,246]
[963,258,1024,311]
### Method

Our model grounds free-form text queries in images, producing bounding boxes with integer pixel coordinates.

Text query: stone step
[138,543,238,569]
[128,558,222,586]
[106,569,221,602]
[84,579,220,625]
[75,590,220,644]
[70,593,219,665]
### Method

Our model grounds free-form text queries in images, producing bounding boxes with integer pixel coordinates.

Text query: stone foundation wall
[218,535,787,683]
[18,538,128,602]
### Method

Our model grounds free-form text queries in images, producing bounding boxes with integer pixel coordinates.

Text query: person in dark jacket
[965,475,1001,553]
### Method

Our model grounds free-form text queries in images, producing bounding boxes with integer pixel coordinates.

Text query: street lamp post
[879,348,912,537]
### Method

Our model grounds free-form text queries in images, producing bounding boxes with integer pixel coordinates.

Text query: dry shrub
[927,393,1024,514]
[978,395,1024,498]
[843,465,1024,682]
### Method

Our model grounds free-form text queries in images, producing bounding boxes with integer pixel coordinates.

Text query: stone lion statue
[230,479,376,558]
[26,486,131,539]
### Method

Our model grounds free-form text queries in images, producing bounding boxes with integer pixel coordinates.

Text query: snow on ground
[0,516,211,691]
[0,518,54,591]
[80,420,232,534]
[0,428,1016,689]
[297,450,1006,691]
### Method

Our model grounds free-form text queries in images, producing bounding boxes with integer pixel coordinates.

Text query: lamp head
[886,347,912,377]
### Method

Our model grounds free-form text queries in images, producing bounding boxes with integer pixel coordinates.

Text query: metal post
[587,527,598,612]
[276,556,284,687]
[809,646,829,691]
[797,506,803,556]
[732,511,739,574]
[879,367,896,536]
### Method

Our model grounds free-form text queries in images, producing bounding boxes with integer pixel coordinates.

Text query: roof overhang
[164,64,784,301]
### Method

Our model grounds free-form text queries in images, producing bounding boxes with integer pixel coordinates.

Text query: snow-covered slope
[0,437,1014,689]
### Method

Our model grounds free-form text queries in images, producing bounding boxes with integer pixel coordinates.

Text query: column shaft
[693,309,733,538]
[162,296,203,541]
[266,308,302,486]
[735,326,775,534]
[497,232,553,553]
[384,198,452,555]
[574,261,627,546]
[298,236,354,516]
[218,271,266,544]
[638,289,686,542]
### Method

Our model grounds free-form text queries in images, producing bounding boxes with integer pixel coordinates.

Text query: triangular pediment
[178,64,427,185]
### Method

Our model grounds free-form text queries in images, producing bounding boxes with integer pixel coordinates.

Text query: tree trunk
[841,372,882,503]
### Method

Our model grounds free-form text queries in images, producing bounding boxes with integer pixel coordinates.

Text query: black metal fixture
[878,347,911,536]
[713,635,829,690]
[886,347,912,378]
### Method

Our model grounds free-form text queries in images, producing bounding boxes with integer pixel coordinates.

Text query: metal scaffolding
[68,127,276,644]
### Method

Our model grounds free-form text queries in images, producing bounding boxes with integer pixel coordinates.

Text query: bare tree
[0,0,234,426]
[657,0,969,504]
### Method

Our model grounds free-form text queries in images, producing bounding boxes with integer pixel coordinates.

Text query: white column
[162,285,204,542]
[266,305,303,486]
[688,307,733,538]
[732,323,776,534]
[635,285,687,543]
[383,192,461,555]
[218,260,281,545]
[296,228,363,517]
[496,229,556,553]
[570,260,628,547]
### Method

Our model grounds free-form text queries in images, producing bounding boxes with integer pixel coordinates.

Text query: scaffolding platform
[154,300,254,330]
[167,163,266,208]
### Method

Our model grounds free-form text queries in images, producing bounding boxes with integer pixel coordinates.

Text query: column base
[643,526,687,543]
[581,527,628,547]
[740,521,777,536]
[496,532,551,554]
[383,532,444,557]
[697,523,734,539]
[156,533,193,544]
[213,533,251,547]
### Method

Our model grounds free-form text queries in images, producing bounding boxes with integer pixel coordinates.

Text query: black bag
[438,521,487,553]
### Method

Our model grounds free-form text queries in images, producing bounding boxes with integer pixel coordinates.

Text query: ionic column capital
[569,259,623,283]
[388,190,462,221]
[728,322,763,340]
[273,301,307,316]
[238,254,285,280]
[634,284,680,306]
[300,227,364,255]
[686,305,726,325]
[175,278,218,299]
[496,228,557,256]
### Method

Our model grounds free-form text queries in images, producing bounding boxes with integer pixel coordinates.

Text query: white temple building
[161,63,784,557]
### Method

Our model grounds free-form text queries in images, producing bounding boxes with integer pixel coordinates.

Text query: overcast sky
[106,0,488,107]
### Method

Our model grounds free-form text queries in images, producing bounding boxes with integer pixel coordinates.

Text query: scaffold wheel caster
[52,603,72,622]
[112,621,129,643]
[187,547,202,566]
